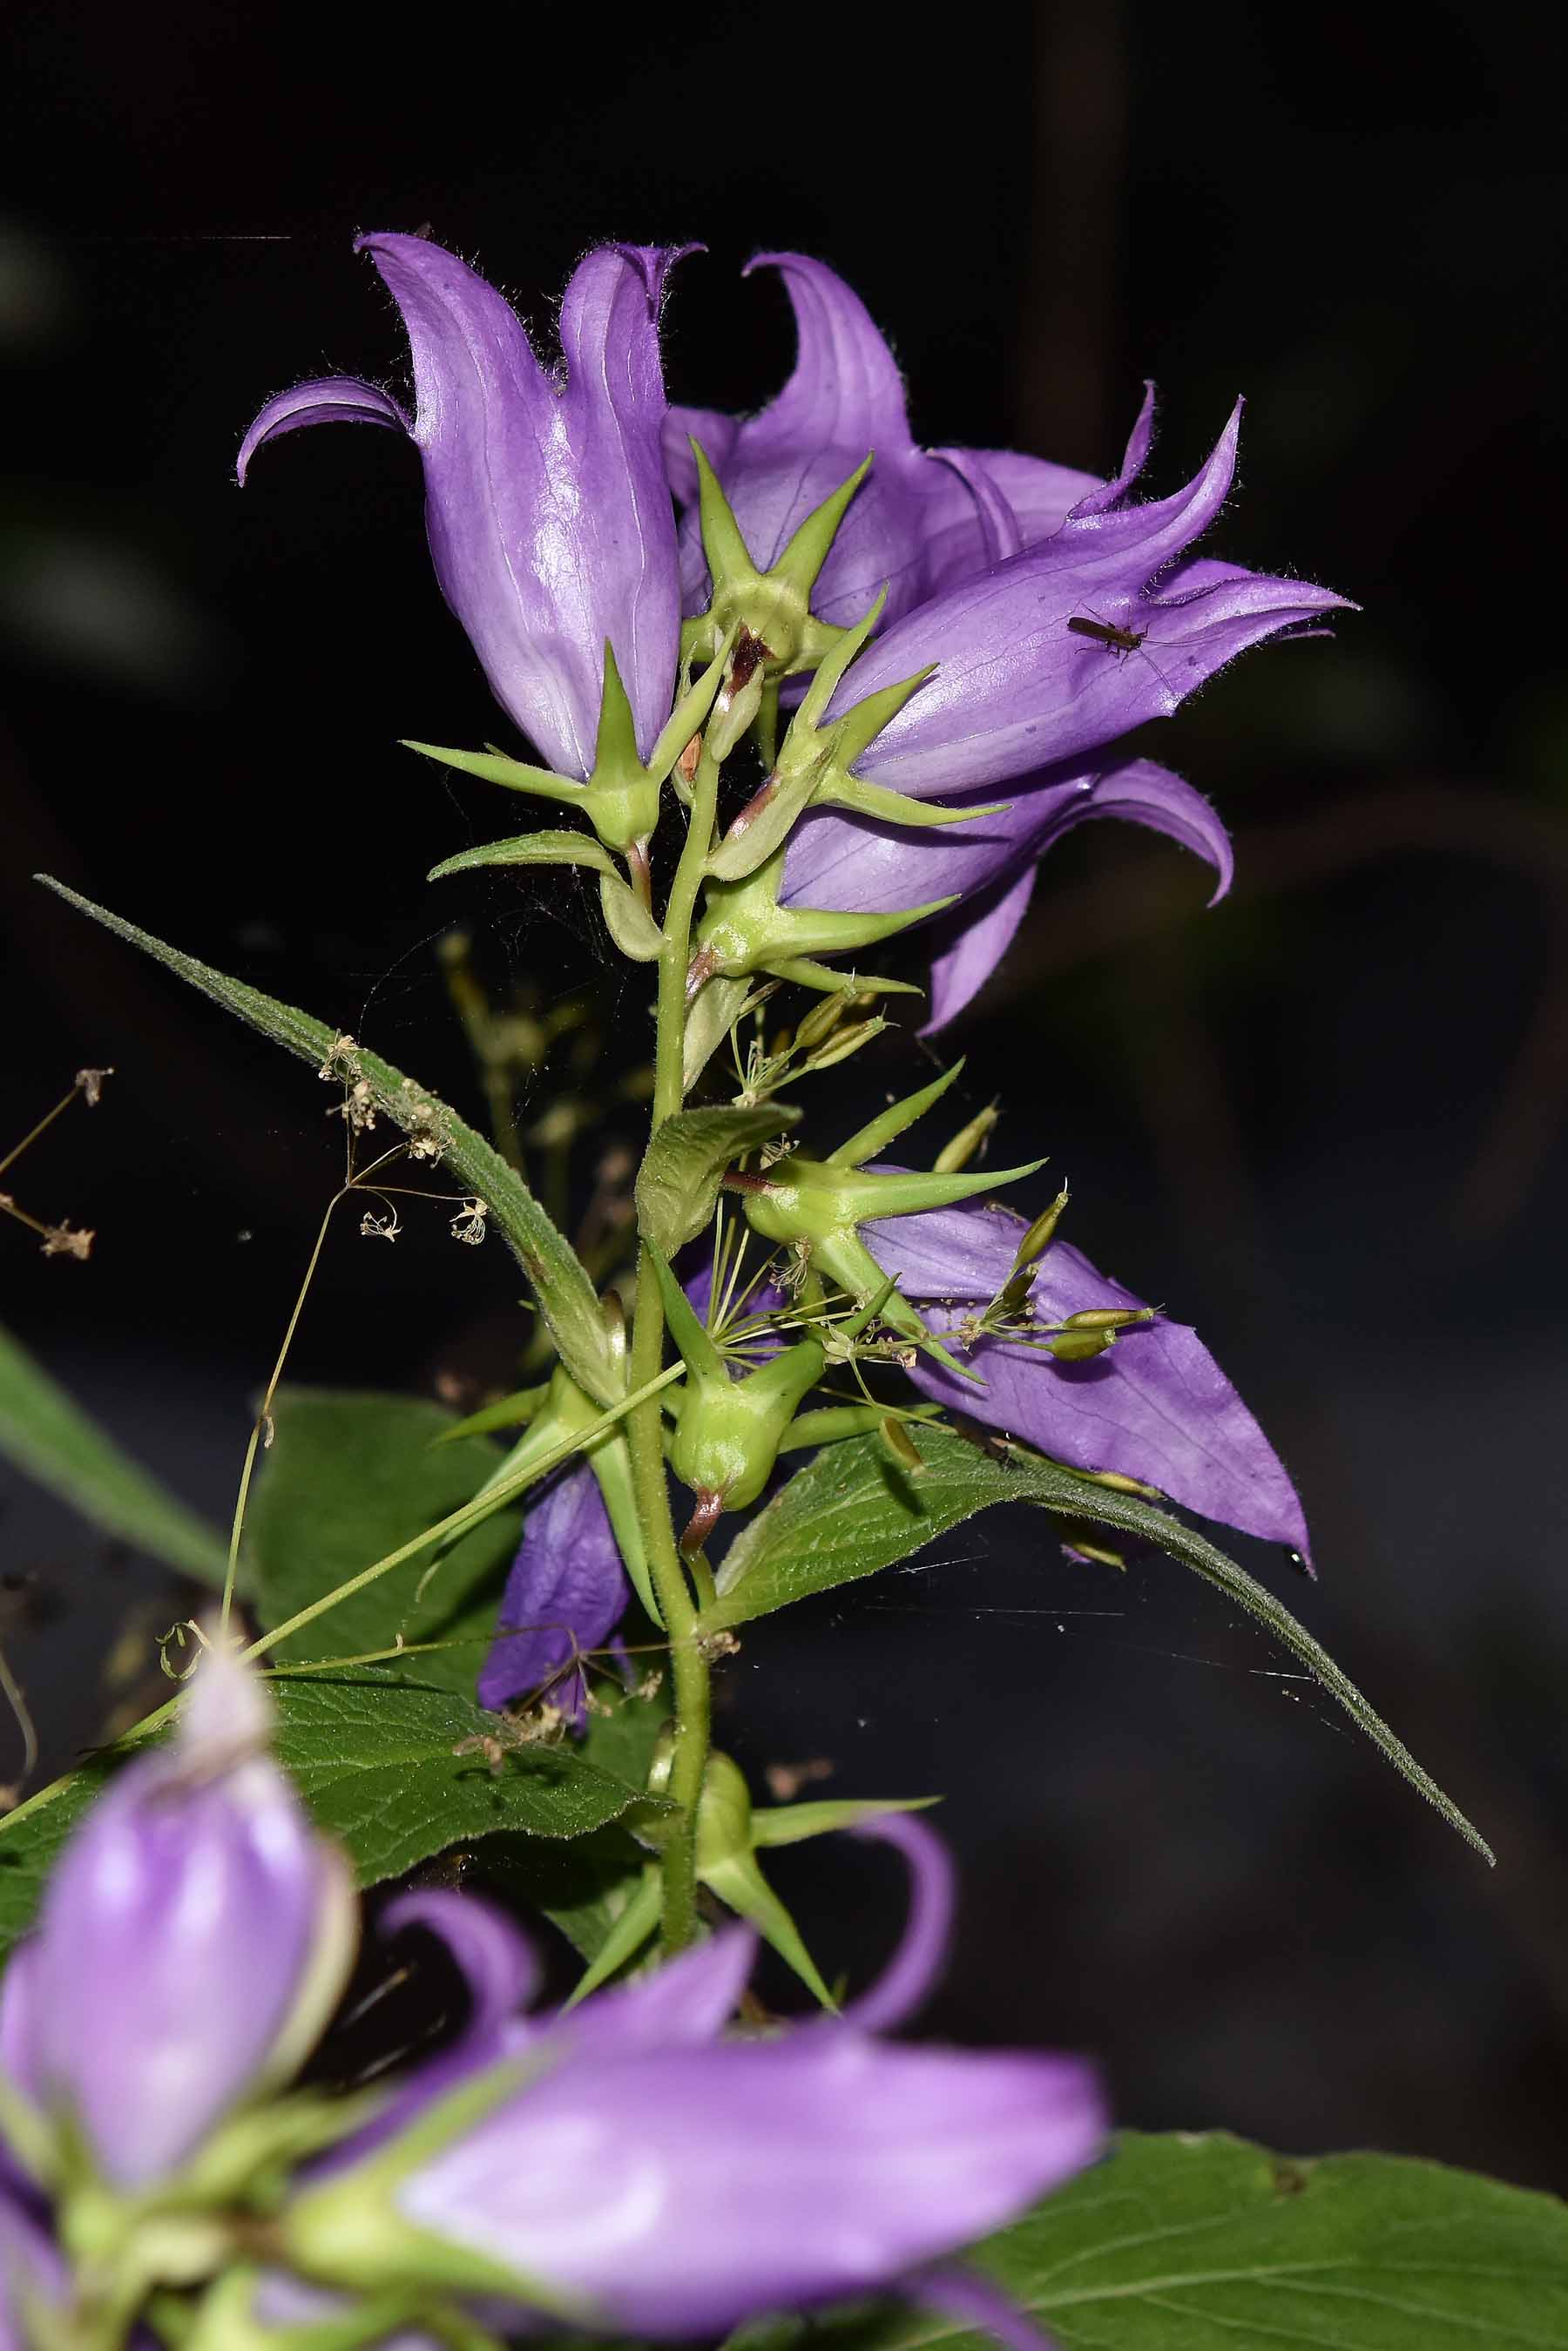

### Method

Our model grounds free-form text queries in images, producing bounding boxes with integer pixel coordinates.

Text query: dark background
[3,3,1566,2189]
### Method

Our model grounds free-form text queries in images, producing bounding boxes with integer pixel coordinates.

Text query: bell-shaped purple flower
[288,1817,1105,2341]
[0,1646,355,2191]
[667,254,1098,632]
[240,234,686,780]
[784,754,1233,1030]
[862,1199,1311,1562]
[476,1462,632,1723]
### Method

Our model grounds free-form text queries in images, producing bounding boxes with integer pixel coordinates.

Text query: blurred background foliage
[3,1,1565,2191]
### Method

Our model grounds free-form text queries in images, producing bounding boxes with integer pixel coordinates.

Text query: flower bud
[6,1645,355,2192]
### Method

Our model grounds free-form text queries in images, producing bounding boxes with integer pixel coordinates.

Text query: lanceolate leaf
[635,1103,801,1255]
[774,2130,1568,2351]
[34,878,617,1408]
[702,1424,1491,1862]
[0,1671,670,1963]
[0,1321,229,1585]
[247,1388,520,1694]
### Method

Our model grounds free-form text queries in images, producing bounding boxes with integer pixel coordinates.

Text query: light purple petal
[922,861,1038,1032]
[397,2033,1105,2337]
[841,1814,955,2034]
[22,1649,348,2189]
[823,405,1351,801]
[930,450,1024,567]
[862,1204,1311,1562]
[477,1462,632,1721]
[665,404,740,505]
[557,1926,757,2057]
[236,376,409,483]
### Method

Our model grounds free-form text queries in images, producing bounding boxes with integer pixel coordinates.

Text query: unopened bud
[1062,1307,1153,1332]
[1046,1328,1116,1361]
[879,1417,924,1472]
[934,1102,999,1175]
[803,1017,885,1073]
[1012,1186,1070,1275]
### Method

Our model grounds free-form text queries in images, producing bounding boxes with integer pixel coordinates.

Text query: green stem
[627,740,723,1952]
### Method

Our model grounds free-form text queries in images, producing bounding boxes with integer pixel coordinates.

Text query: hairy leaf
[769,2130,1568,2351]
[635,1104,800,1255]
[704,1424,1490,1862]
[0,1671,669,1963]
[35,879,616,1406]
[247,1388,518,1692]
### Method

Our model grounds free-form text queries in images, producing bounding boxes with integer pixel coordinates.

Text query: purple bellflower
[666,253,1099,634]
[239,234,686,780]
[289,1815,1105,2341]
[776,387,1348,1023]
[863,1198,1312,1563]
[0,1645,355,2192]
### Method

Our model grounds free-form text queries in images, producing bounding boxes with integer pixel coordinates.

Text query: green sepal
[696,847,955,983]
[402,740,584,807]
[693,1753,835,2009]
[644,1242,728,1387]
[598,872,663,961]
[682,443,859,684]
[427,830,617,884]
[825,772,1008,829]
[558,1861,663,2010]
[776,1402,942,1452]
[828,1058,967,1168]
[749,1794,937,1847]
[761,957,925,999]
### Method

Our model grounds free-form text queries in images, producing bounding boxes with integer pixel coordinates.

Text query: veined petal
[396,2034,1105,2338]
[665,404,740,504]
[862,1205,1312,1561]
[476,1462,632,1721]
[354,233,683,780]
[236,376,409,483]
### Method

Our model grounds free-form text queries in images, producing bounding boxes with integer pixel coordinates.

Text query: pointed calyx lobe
[240,233,687,782]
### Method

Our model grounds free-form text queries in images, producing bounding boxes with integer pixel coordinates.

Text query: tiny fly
[1067,612,1146,657]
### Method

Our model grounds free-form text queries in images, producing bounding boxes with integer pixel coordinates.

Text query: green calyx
[680,442,865,690]
[728,1067,1044,1370]
[408,632,733,862]
[692,845,953,998]
[645,1246,825,1535]
[564,1746,936,2013]
[706,593,1007,887]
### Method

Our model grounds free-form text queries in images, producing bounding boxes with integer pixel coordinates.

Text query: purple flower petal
[381,1889,539,2044]
[16,1647,355,2189]
[477,1461,632,1722]
[862,1202,1312,1562]
[824,405,1352,801]
[397,2032,1105,2338]
[235,377,409,478]
[782,757,1232,1027]
[242,236,686,780]
[557,1924,757,2057]
[922,861,1037,1032]
[841,1813,955,2034]
[914,2264,1066,2351]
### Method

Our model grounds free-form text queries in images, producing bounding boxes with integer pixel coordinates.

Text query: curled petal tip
[843,1811,956,2033]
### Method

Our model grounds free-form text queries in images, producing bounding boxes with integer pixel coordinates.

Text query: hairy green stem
[628,740,724,1952]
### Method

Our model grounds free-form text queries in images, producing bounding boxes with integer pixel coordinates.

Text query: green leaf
[785,2130,1568,2351]
[247,1389,519,1692]
[0,1320,228,1584]
[34,879,617,1409]
[634,1104,801,1255]
[703,1425,1491,1863]
[0,1671,670,1963]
